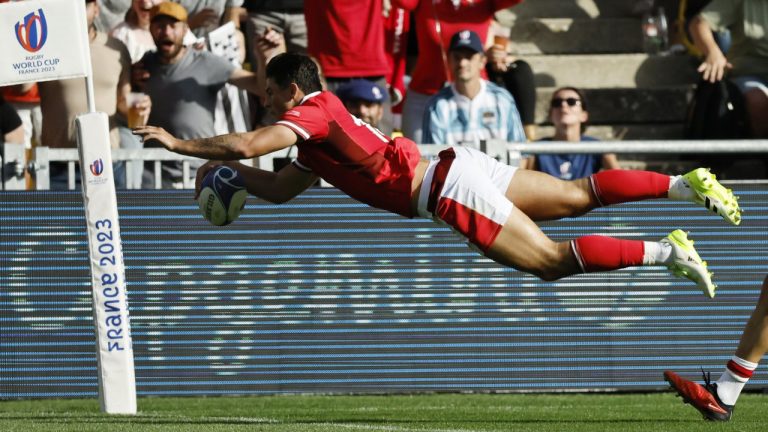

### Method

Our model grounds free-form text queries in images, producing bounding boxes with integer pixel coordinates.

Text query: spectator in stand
[383,1,410,135]
[111,0,164,64]
[336,79,388,129]
[676,0,731,57]
[135,2,260,187]
[688,0,768,139]
[1,0,43,151]
[523,87,620,180]
[178,0,243,38]
[177,1,251,138]
[244,0,306,60]
[38,0,144,189]
[0,94,24,145]
[94,0,132,33]
[486,19,537,141]
[1,83,42,151]
[110,0,163,189]
[304,0,393,134]
[422,30,525,148]
[392,0,523,144]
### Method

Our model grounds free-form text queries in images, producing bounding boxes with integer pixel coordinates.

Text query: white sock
[716,356,758,405]
[643,241,672,265]
[666,175,695,201]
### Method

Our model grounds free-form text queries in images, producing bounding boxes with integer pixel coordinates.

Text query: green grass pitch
[0,393,766,432]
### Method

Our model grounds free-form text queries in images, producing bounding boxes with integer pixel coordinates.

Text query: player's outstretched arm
[133,124,298,160]
[196,160,318,204]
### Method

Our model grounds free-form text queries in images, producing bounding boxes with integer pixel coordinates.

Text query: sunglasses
[550,97,582,108]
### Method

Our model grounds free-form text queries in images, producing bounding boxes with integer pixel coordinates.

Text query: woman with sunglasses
[524,87,620,180]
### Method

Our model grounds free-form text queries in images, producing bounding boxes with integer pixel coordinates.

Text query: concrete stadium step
[525,54,699,89]
[508,18,644,55]
[498,0,640,20]
[532,86,692,124]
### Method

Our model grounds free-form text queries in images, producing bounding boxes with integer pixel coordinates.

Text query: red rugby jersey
[275,92,422,218]
[304,0,389,78]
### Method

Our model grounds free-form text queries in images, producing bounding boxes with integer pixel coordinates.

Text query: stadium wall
[1,185,766,398]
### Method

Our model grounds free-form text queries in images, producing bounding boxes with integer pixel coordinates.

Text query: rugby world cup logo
[90,159,104,176]
[15,9,48,53]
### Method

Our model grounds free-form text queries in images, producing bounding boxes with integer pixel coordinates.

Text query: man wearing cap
[336,79,388,129]
[134,2,261,187]
[422,29,525,149]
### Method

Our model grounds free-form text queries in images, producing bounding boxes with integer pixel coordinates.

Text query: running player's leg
[664,275,768,421]
[735,275,768,365]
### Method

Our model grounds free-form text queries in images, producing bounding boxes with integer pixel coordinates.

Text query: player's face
[150,17,187,61]
[448,49,486,83]
[550,89,588,128]
[345,100,383,128]
[264,78,297,117]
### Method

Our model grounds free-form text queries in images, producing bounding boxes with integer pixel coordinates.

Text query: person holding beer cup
[125,91,151,128]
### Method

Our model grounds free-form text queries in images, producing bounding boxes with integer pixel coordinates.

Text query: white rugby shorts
[417,147,517,252]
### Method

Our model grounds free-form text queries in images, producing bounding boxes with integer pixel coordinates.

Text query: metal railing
[3,139,768,190]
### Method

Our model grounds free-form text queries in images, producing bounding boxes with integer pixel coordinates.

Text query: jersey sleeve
[275,104,330,142]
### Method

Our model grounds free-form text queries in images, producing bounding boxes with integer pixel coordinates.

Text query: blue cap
[448,30,484,54]
[336,79,388,104]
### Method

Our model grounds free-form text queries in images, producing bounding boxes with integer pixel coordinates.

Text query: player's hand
[698,51,732,83]
[132,125,179,150]
[194,160,224,199]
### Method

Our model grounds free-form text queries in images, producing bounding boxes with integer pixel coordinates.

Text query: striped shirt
[421,80,525,147]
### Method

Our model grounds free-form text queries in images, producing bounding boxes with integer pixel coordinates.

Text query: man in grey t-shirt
[136,2,260,187]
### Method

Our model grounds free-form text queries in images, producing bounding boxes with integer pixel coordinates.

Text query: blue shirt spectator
[525,86,620,179]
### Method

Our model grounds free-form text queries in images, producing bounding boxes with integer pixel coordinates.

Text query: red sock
[571,235,645,272]
[590,170,670,205]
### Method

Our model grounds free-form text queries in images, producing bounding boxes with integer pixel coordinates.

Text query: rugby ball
[197,165,248,226]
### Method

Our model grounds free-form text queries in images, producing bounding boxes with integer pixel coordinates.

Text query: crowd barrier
[4,139,766,190]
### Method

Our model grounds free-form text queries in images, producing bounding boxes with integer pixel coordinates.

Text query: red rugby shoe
[664,370,733,421]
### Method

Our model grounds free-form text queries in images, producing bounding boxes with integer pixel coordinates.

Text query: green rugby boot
[684,168,741,226]
[663,229,715,298]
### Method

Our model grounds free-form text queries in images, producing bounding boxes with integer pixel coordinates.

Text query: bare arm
[688,15,732,82]
[231,161,319,204]
[132,123,299,160]
[227,68,262,97]
[601,153,621,170]
[194,159,317,204]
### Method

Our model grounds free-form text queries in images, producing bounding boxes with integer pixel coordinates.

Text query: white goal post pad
[76,112,137,414]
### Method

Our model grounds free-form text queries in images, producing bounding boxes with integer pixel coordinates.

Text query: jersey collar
[300,91,322,105]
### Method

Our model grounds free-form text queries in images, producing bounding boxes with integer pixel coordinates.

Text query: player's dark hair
[266,53,323,94]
